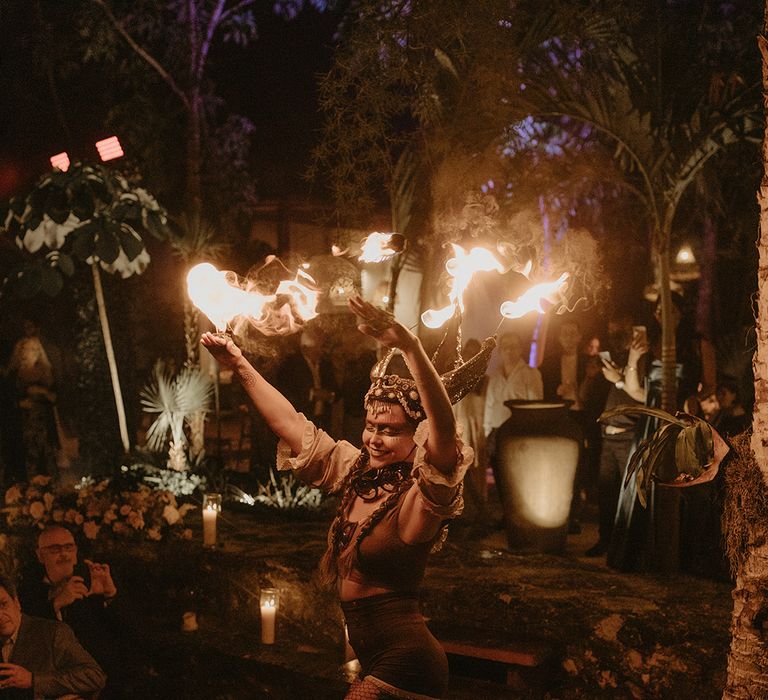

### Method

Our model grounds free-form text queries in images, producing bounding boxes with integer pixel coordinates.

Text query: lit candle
[202,493,221,548]
[181,611,198,632]
[260,588,279,644]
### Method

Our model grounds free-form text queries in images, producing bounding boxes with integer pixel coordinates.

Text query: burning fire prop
[421,244,505,329]
[188,239,570,339]
[358,232,406,263]
[186,262,319,336]
[420,244,569,330]
[499,272,570,320]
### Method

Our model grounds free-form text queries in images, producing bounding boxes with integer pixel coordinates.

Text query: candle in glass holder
[260,588,279,644]
[202,493,221,548]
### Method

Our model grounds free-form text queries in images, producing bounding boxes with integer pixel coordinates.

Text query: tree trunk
[186,91,204,224]
[657,218,678,414]
[91,262,130,454]
[722,18,768,698]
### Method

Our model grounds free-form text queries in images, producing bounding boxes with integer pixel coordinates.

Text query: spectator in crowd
[711,377,751,439]
[6,320,61,478]
[483,331,542,445]
[340,335,379,445]
[275,327,338,433]
[18,525,119,691]
[585,317,647,557]
[0,573,105,698]
[578,334,612,505]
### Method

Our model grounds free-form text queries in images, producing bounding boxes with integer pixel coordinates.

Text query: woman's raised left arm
[348,297,457,474]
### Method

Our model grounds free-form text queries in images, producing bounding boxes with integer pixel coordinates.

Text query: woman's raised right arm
[201,332,305,454]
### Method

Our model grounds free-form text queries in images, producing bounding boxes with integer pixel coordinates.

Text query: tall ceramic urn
[495,401,581,553]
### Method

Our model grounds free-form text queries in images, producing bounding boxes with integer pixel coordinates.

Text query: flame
[358,232,404,263]
[421,304,459,329]
[187,262,318,335]
[499,272,569,319]
[421,244,505,328]
[186,263,273,332]
[275,270,320,322]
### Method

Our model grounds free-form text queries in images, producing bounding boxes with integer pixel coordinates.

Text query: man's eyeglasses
[39,543,76,555]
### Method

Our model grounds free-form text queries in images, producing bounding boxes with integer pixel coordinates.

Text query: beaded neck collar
[351,461,413,502]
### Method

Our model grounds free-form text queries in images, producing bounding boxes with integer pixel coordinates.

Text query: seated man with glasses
[18,526,118,690]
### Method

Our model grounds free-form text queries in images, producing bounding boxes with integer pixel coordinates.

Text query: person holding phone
[585,317,649,557]
[18,526,119,690]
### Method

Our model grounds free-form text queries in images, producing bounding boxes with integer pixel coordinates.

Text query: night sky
[0,2,338,200]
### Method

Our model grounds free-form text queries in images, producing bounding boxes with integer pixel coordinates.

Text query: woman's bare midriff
[340,578,392,602]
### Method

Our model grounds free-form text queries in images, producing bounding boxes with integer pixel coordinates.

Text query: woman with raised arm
[202,296,492,700]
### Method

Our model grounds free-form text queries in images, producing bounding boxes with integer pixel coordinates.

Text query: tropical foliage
[314,0,760,408]
[1,162,170,456]
[232,470,323,512]
[140,361,214,470]
[1,162,166,295]
[599,404,727,507]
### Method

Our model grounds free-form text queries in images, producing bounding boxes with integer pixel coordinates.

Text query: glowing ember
[186,262,319,335]
[421,244,505,329]
[358,232,405,263]
[500,272,569,319]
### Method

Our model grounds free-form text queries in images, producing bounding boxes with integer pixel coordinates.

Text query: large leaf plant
[1,161,169,455]
[599,404,730,507]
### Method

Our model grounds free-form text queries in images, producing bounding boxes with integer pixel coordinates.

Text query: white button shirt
[483,359,543,436]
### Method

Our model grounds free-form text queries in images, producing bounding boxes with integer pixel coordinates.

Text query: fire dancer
[202,296,493,700]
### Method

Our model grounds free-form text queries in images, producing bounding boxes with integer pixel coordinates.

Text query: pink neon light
[50,152,70,172]
[95,136,124,162]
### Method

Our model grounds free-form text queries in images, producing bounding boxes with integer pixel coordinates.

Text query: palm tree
[723,8,768,694]
[518,3,760,410]
[313,0,620,317]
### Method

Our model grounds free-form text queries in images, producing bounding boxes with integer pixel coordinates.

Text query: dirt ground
[83,493,733,700]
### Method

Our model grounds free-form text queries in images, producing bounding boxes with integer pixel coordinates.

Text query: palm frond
[140,362,213,453]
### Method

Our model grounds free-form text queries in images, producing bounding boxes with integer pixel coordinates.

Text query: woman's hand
[627,333,649,366]
[200,332,243,371]
[348,296,416,351]
[601,357,623,384]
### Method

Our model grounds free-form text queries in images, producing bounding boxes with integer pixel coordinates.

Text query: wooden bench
[441,638,554,688]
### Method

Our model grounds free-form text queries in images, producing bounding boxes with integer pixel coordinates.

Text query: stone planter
[496,401,581,553]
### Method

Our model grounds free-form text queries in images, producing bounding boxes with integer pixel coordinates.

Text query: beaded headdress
[364,335,497,421]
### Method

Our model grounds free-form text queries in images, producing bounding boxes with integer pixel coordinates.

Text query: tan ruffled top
[277,416,473,591]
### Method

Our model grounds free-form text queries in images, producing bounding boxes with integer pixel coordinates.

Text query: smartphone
[598,350,612,362]
[632,325,647,344]
[72,562,92,589]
